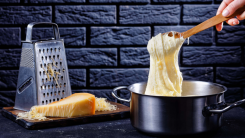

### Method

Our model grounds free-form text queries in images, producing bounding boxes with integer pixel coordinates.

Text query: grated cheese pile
[16,97,117,120]
[16,106,47,121]
[95,98,117,111]
[42,61,60,87]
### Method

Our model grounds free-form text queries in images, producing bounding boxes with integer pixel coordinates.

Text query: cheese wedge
[33,93,96,117]
[145,32,185,96]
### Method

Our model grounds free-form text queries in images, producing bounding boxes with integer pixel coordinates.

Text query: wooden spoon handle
[181,6,245,39]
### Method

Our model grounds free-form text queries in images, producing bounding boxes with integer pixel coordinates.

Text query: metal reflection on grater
[14,22,72,111]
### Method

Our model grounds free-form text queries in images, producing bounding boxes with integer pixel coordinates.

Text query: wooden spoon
[165,6,245,39]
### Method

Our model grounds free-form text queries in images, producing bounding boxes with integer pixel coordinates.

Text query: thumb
[222,0,245,17]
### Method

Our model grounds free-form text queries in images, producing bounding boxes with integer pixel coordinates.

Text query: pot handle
[202,99,245,117]
[112,86,131,102]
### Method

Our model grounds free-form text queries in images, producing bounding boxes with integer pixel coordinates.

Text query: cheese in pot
[145,32,185,96]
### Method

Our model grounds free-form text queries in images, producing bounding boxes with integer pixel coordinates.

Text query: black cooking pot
[112,81,245,136]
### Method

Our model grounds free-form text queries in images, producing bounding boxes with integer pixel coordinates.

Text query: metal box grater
[14,22,72,111]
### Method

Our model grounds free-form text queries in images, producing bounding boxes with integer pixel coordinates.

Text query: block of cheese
[33,93,96,117]
[145,32,185,96]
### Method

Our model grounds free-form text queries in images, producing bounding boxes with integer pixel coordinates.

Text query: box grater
[14,22,72,111]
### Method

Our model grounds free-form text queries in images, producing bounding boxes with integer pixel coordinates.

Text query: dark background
[0,0,245,108]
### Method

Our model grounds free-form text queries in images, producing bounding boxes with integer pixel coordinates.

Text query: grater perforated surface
[20,48,34,68]
[35,40,71,105]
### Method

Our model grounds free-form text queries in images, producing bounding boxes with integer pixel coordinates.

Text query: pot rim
[128,80,227,98]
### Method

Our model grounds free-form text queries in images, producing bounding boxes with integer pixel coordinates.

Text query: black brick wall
[0,0,244,108]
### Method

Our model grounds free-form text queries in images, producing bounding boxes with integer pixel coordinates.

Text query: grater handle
[26,22,60,42]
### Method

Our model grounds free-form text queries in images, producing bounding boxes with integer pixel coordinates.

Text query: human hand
[216,0,245,31]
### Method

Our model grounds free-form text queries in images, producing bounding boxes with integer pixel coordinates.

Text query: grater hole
[48,85,50,89]
[61,97,63,100]
[41,56,43,60]
[43,71,45,75]
[40,64,42,68]
[64,83,66,87]
[51,48,53,52]
[46,100,48,104]
[44,85,46,90]
[63,68,65,72]
[57,98,59,101]
[58,47,61,52]
[60,83,62,88]
[43,93,45,97]
[49,56,51,60]
[49,99,51,103]
[58,91,61,95]
[47,93,49,97]
[60,62,62,66]
[44,63,46,67]
[45,56,47,60]
[40,71,41,76]
[57,55,59,59]
[46,78,48,82]
[54,91,57,96]
[56,84,58,88]
[56,62,58,66]
[53,99,55,102]
[62,90,65,95]
[55,48,57,52]
[58,69,60,73]
[61,76,63,80]
[51,92,53,96]
[52,84,54,89]
[42,101,44,104]
[42,79,44,83]
[43,49,45,53]
[39,49,41,53]
[53,55,55,59]
[47,48,49,53]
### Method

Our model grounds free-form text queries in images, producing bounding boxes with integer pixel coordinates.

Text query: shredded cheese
[95,98,117,111]
[45,63,60,87]
[42,66,50,81]
[16,97,117,120]
[16,106,48,121]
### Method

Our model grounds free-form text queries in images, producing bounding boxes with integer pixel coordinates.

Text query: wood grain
[1,101,130,130]
[181,6,245,38]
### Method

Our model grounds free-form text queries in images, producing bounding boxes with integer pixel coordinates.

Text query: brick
[181,67,213,82]
[91,27,150,45]
[89,0,149,3]
[69,69,86,88]
[225,87,241,103]
[0,6,52,24]
[217,26,245,44]
[154,26,212,45]
[0,0,19,3]
[183,5,218,24]
[0,91,15,108]
[28,27,86,46]
[120,47,149,66]
[120,5,180,24]
[0,70,18,89]
[25,0,85,3]
[153,0,211,3]
[0,28,21,46]
[183,46,241,66]
[0,49,21,68]
[66,48,117,67]
[55,6,116,24]
[90,69,149,87]
[216,67,245,85]
[73,90,116,102]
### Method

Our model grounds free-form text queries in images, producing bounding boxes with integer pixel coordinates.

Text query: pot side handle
[112,86,131,103]
[202,99,245,117]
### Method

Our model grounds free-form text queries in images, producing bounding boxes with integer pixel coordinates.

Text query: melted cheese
[145,32,185,96]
